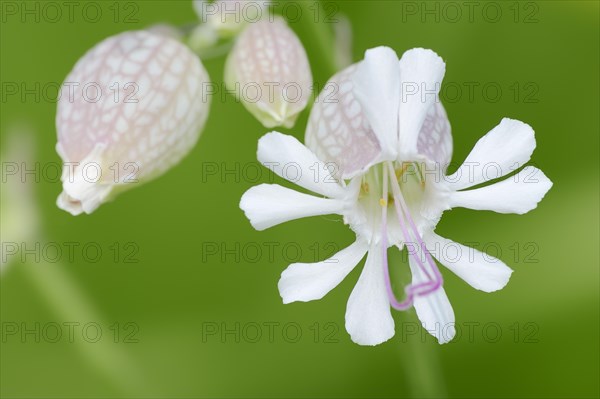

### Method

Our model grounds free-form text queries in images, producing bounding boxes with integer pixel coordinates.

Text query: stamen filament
[388,162,443,294]
[387,163,433,279]
[380,165,416,310]
[381,162,444,311]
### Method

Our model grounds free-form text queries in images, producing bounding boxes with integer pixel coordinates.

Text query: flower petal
[257,132,345,198]
[409,255,455,344]
[424,232,513,292]
[352,46,400,160]
[58,143,113,215]
[345,243,395,346]
[278,240,369,304]
[239,184,344,231]
[447,118,536,190]
[398,48,446,158]
[448,166,552,214]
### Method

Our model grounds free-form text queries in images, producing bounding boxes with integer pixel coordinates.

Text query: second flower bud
[224,17,313,128]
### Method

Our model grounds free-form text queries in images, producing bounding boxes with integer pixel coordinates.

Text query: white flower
[56,30,211,215]
[224,17,312,128]
[240,46,553,345]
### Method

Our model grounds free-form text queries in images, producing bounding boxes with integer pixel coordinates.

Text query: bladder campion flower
[240,46,552,345]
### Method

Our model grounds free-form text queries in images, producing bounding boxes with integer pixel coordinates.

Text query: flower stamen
[381,164,414,310]
[382,162,444,310]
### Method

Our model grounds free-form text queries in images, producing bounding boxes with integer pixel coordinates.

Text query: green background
[1,1,598,398]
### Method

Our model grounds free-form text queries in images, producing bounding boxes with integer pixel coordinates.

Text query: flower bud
[224,17,312,128]
[56,30,211,215]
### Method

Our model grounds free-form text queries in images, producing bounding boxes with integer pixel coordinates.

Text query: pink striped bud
[56,30,211,215]
[224,17,312,128]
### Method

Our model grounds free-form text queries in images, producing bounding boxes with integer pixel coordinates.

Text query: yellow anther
[379,198,387,207]
[396,163,411,179]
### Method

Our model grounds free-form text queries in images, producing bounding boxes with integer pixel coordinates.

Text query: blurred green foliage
[1,1,598,398]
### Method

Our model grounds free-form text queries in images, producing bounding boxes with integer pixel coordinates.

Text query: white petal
[398,48,446,158]
[424,232,513,292]
[239,184,344,231]
[58,143,113,215]
[409,256,455,344]
[448,118,536,190]
[352,46,400,160]
[345,243,395,346]
[448,166,553,214]
[257,132,345,199]
[278,240,368,304]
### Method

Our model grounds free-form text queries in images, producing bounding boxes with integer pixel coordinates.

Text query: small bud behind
[224,17,312,128]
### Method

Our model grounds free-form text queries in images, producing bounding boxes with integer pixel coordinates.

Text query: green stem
[397,311,448,398]
[298,0,339,77]
[23,249,145,395]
